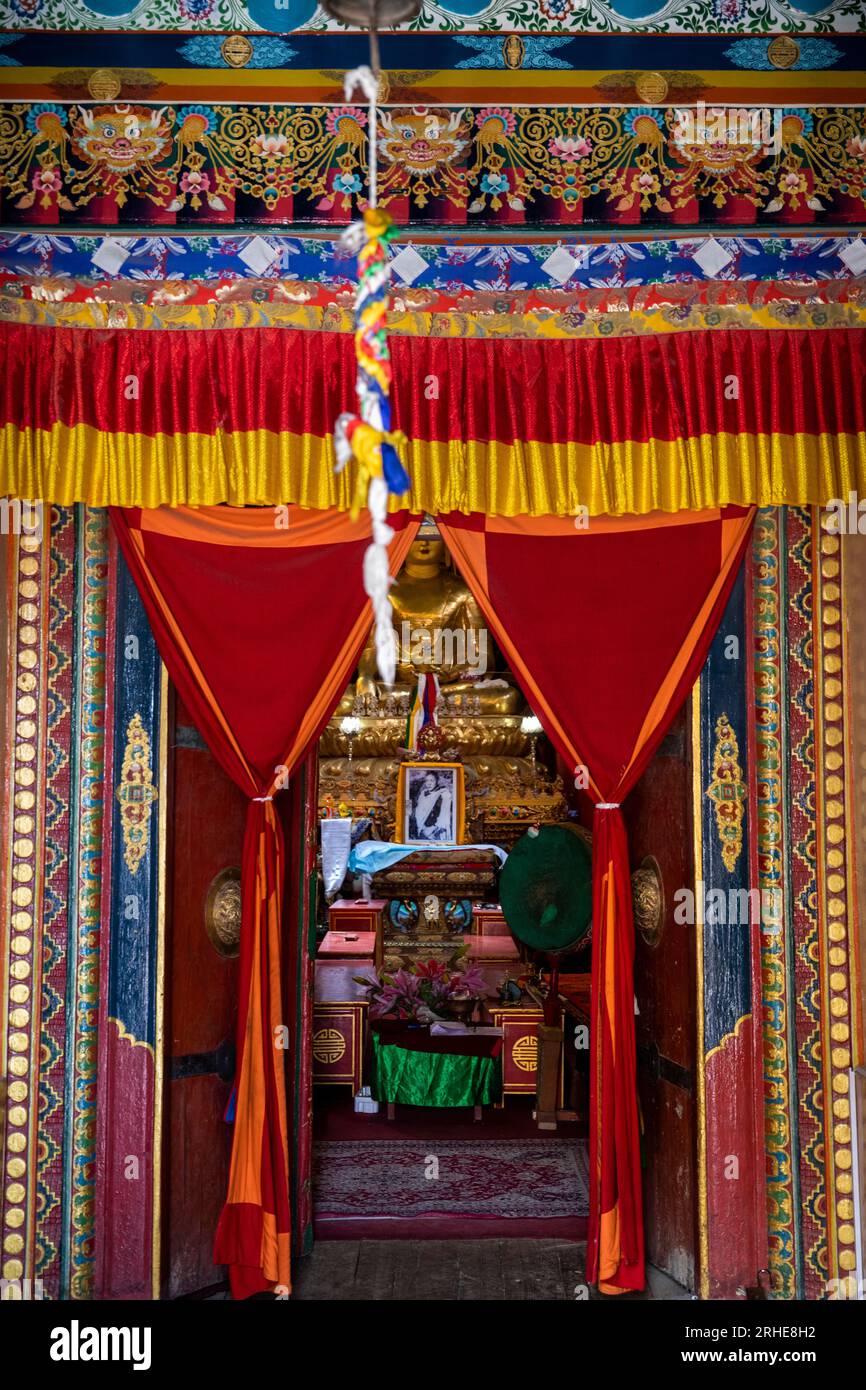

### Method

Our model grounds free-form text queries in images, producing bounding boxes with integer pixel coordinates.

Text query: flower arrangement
[355,953,487,1022]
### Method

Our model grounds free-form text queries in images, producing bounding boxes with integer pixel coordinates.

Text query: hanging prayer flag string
[334,61,410,689]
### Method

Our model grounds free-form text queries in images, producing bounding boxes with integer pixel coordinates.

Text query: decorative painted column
[1,506,110,1300]
[93,530,168,1301]
[812,511,862,1295]
[752,506,803,1299]
[694,552,768,1299]
[752,506,864,1299]
[1,514,53,1298]
[62,507,110,1298]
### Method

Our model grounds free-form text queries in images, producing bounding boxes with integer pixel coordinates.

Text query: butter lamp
[521,714,543,784]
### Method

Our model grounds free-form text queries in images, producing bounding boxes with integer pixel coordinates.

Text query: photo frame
[396,761,465,847]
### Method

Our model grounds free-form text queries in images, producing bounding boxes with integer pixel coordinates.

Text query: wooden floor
[290,1240,691,1301]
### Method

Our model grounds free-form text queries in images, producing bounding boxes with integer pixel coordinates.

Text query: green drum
[499,824,593,953]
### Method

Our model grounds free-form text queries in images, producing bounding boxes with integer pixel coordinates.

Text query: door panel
[624,706,697,1292]
[280,748,319,1257]
[163,695,247,1298]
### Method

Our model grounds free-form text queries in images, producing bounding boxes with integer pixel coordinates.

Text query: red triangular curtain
[110,503,420,1299]
[436,506,756,1292]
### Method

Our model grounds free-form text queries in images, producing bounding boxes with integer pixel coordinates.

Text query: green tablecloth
[370,1032,502,1108]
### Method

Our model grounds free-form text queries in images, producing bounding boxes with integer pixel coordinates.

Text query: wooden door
[280,748,319,1258]
[623,705,698,1292]
[162,693,247,1299]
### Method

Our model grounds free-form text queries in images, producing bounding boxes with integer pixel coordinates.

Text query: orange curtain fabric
[111,504,419,1297]
[436,506,756,1293]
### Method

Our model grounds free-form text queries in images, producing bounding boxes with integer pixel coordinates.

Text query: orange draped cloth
[111,504,418,1298]
[436,507,756,1292]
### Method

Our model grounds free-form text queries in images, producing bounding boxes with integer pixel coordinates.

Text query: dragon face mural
[378,108,470,176]
[70,106,172,174]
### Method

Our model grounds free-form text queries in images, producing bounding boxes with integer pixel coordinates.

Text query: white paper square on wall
[541,246,580,285]
[691,237,734,278]
[90,238,131,275]
[238,236,280,274]
[839,238,866,276]
[390,246,429,285]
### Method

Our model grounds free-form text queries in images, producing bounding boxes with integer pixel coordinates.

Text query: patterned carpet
[314,1139,589,1219]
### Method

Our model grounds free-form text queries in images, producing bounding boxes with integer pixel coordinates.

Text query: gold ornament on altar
[520,713,543,787]
[339,715,362,763]
[416,722,447,758]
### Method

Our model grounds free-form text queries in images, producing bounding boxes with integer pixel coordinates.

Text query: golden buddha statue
[352,534,523,716]
[321,530,565,842]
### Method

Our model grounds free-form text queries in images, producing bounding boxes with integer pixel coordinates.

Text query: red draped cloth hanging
[436,506,756,1293]
[110,504,419,1298]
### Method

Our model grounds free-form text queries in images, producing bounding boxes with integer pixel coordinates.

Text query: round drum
[499,824,592,954]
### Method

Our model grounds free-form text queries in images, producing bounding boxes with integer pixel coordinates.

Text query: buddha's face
[408,537,445,568]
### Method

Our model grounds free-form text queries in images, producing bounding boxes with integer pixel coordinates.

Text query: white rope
[343,50,399,687]
[595,802,621,809]
[343,65,379,209]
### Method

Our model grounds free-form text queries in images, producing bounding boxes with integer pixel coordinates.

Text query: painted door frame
[692,547,769,1300]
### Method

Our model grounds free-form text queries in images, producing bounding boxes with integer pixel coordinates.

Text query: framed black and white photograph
[396,761,465,847]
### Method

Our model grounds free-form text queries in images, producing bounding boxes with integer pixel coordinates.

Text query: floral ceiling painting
[2,0,862,34]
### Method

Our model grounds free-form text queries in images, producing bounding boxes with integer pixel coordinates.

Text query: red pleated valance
[2,322,864,516]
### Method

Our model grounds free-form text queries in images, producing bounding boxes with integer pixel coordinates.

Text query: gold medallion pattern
[631,856,665,946]
[513,1035,538,1072]
[313,1028,347,1065]
[221,35,253,68]
[87,69,121,100]
[768,36,800,70]
[635,71,669,104]
[204,867,242,958]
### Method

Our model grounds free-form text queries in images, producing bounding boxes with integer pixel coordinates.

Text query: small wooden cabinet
[488,1005,564,1104]
[327,898,385,969]
[313,961,370,1095]
[319,929,381,969]
[472,906,508,936]
[329,898,386,932]
[312,1001,368,1093]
